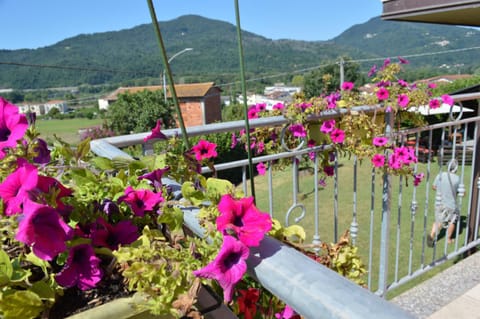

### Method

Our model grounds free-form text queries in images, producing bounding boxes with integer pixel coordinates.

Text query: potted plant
[235,57,452,185]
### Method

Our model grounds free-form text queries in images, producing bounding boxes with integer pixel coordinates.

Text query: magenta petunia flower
[216,194,272,247]
[91,217,138,250]
[256,162,266,176]
[372,136,388,147]
[413,172,425,187]
[193,235,249,302]
[376,88,390,101]
[289,124,306,138]
[295,102,311,112]
[428,83,437,89]
[138,166,170,190]
[0,159,38,216]
[398,56,410,64]
[15,200,73,260]
[255,103,267,112]
[275,304,297,319]
[429,99,441,109]
[55,244,103,291]
[382,58,391,69]
[388,153,403,170]
[371,154,385,168]
[442,94,454,106]
[397,94,410,108]
[191,139,218,162]
[272,102,285,110]
[0,97,28,159]
[397,79,409,87]
[32,138,51,164]
[341,82,354,91]
[368,65,377,77]
[320,119,336,134]
[247,106,259,119]
[326,93,340,109]
[118,186,164,217]
[143,120,167,143]
[323,165,334,176]
[329,128,345,144]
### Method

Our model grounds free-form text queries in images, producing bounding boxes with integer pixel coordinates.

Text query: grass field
[241,155,474,298]
[35,118,105,145]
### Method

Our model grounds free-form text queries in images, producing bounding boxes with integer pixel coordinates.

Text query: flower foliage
[235,58,449,186]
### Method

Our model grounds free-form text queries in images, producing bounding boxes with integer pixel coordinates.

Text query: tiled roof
[104,82,217,100]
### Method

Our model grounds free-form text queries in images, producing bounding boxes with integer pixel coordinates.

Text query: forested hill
[0,15,479,90]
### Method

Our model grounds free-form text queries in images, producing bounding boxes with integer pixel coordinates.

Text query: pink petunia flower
[341,82,354,91]
[376,88,390,101]
[15,200,73,260]
[320,119,336,134]
[193,235,249,302]
[275,305,299,319]
[247,105,259,119]
[0,97,28,160]
[397,94,410,108]
[295,102,311,112]
[429,99,441,109]
[371,154,385,168]
[55,244,103,291]
[428,83,437,89]
[330,128,345,144]
[372,136,389,147]
[231,133,238,149]
[118,186,164,217]
[255,103,267,112]
[256,162,266,176]
[191,139,218,161]
[289,124,307,138]
[442,94,454,106]
[272,102,285,110]
[398,56,410,64]
[0,158,38,216]
[143,119,167,142]
[216,194,272,247]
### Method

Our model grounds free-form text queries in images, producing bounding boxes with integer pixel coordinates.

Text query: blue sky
[0,0,383,50]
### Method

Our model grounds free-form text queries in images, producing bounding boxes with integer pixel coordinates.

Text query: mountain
[0,15,479,90]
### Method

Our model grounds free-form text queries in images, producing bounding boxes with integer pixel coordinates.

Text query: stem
[234,0,256,200]
[146,0,190,150]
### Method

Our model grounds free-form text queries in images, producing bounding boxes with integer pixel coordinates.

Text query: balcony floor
[391,251,480,318]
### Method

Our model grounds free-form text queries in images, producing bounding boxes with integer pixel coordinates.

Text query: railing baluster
[350,156,359,245]
[368,166,376,290]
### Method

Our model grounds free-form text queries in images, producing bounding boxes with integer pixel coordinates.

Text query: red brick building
[98,82,222,127]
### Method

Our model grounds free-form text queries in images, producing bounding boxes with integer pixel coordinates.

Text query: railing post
[467,117,480,256]
[377,111,394,296]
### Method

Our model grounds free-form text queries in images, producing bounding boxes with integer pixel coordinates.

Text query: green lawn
[35,118,105,145]
[243,156,474,298]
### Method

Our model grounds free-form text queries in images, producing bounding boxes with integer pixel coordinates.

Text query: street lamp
[163,48,193,103]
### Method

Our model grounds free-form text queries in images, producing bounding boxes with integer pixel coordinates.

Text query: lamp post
[163,48,193,103]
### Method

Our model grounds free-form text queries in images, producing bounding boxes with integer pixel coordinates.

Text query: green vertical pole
[234,0,256,200]
[146,0,190,150]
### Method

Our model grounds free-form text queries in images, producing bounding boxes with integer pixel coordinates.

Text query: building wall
[203,88,222,124]
[179,100,203,127]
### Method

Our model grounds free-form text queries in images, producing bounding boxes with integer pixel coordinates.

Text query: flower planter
[66,286,238,319]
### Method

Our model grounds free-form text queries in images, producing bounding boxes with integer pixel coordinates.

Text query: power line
[1,45,480,91]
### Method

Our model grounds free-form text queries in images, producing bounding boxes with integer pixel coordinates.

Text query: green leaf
[30,281,55,302]
[0,249,12,285]
[283,225,306,242]
[0,290,45,319]
[75,137,91,160]
[181,182,205,206]
[91,157,114,170]
[25,252,49,278]
[205,178,233,202]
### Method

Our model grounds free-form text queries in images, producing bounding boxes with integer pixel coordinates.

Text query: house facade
[98,82,222,127]
[18,100,68,115]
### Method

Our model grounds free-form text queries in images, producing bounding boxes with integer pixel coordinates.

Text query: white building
[18,100,68,115]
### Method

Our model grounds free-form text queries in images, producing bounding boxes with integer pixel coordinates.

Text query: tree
[107,90,174,135]
[303,57,364,98]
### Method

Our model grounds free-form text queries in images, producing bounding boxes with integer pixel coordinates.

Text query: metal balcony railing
[90,93,480,318]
